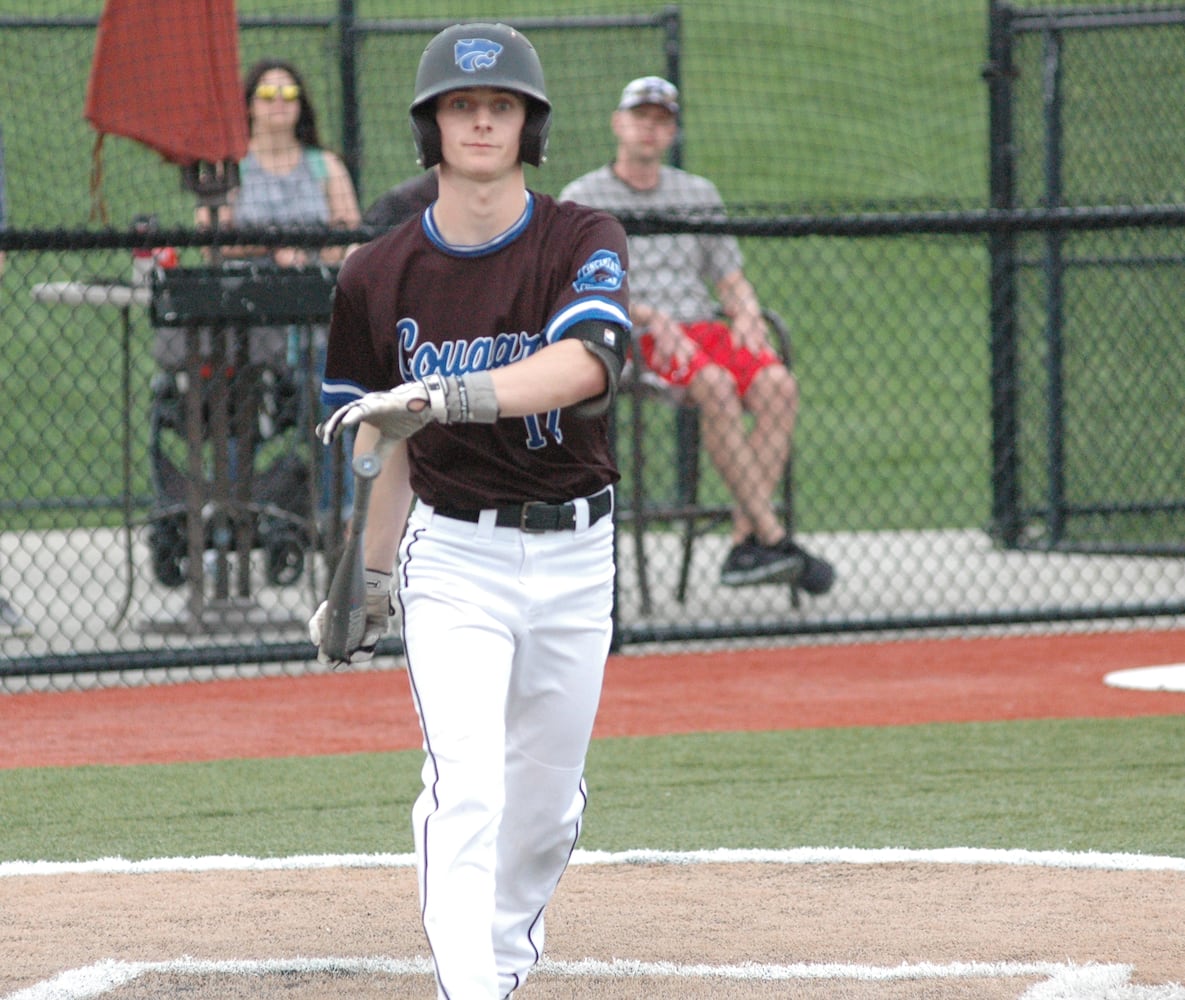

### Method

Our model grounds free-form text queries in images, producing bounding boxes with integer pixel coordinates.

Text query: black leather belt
[434,488,613,532]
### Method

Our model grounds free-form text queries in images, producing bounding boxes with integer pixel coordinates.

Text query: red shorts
[637,320,781,398]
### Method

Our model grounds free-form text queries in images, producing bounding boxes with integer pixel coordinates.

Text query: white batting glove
[318,372,498,446]
[307,569,394,666]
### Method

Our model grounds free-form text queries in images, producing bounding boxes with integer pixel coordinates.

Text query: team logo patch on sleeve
[573,250,624,293]
[455,39,503,72]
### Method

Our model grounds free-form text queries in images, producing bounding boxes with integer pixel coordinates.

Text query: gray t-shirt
[560,164,742,325]
[235,148,329,229]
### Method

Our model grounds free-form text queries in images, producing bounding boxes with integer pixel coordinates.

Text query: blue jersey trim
[422,192,535,258]
[544,296,631,345]
[321,377,368,412]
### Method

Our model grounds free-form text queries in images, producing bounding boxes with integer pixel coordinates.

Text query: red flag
[85,0,248,167]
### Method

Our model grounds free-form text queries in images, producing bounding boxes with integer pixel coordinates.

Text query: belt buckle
[519,501,547,532]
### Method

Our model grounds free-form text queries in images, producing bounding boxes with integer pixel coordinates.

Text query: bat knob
[353,452,382,480]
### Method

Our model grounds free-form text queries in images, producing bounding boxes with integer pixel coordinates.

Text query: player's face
[436,88,528,180]
[613,104,678,162]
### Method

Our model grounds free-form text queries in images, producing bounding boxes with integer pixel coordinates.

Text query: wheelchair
[144,262,338,596]
[146,348,312,589]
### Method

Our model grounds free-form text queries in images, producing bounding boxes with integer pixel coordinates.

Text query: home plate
[1103,664,1185,692]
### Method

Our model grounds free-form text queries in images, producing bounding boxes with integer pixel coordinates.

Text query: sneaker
[719,536,836,595]
[772,537,836,595]
[0,595,33,637]
[720,534,805,586]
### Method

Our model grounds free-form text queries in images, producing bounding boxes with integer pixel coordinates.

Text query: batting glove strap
[422,371,499,425]
[364,568,395,618]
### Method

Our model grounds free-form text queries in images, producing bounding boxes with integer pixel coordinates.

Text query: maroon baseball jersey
[322,191,630,509]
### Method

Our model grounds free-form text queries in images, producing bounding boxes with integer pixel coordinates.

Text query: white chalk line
[4,849,1184,1000]
[5,844,1185,878]
[6,956,1181,1000]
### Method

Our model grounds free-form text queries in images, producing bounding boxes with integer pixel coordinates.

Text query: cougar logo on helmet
[455,38,503,73]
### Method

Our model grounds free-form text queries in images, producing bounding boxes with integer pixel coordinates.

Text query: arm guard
[562,319,629,418]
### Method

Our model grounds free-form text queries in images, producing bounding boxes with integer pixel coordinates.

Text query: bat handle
[348,451,381,540]
[320,450,383,663]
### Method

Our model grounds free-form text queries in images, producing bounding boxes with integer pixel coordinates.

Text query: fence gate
[987,1,1185,555]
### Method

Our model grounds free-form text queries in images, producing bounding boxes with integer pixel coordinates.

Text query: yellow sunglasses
[254,83,301,102]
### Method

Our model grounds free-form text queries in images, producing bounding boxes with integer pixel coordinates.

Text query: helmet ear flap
[519,101,551,167]
[410,108,442,168]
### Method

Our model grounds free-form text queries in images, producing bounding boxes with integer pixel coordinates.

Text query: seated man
[561,76,834,592]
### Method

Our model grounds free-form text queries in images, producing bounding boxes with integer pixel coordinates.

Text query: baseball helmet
[409,22,551,169]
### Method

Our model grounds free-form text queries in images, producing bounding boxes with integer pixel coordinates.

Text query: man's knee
[688,364,741,409]
[754,362,797,400]
[746,364,798,422]
[691,362,737,393]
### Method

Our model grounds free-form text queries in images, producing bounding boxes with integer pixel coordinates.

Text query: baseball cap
[617,76,679,114]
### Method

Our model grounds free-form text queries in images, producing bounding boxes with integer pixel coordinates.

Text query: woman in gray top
[205,58,360,262]
[194,59,362,525]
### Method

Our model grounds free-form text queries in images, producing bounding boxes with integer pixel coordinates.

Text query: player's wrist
[363,569,394,618]
[423,372,499,424]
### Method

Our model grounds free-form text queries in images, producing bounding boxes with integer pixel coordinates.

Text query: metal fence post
[337,0,362,201]
[986,0,1022,548]
[1039,26,1068,546]
[662,4,683,169]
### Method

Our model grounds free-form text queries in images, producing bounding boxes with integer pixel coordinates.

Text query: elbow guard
[563,319,629,418]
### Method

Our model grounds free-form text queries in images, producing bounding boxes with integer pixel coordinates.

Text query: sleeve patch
[573,250,624,293]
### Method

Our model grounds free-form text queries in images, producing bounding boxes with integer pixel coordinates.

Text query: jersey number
[523,410,563,449]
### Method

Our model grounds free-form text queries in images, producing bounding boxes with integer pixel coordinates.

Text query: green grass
[3,716,1183,862]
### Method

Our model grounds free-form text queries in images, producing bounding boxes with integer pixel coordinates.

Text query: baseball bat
[321,451,382,661]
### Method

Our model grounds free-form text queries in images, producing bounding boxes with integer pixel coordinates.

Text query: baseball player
[308,23,630,1000]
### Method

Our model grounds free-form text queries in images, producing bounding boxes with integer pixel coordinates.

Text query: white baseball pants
[397,495,615,999]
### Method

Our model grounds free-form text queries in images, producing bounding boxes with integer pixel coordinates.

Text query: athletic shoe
[774,537,836,595]
[0,596,33,637]
[720,535,805,586]
[719,535,836,594]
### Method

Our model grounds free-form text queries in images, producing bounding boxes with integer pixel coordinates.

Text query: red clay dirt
[3,629,1185,769]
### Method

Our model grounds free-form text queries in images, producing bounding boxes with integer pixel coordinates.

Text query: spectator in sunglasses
[199,58,360,263]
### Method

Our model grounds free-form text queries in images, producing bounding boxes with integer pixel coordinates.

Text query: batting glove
[307,569,394,666]
[317,372,498,446]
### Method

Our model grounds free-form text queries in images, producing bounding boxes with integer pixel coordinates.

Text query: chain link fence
[3,1,1185,682]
